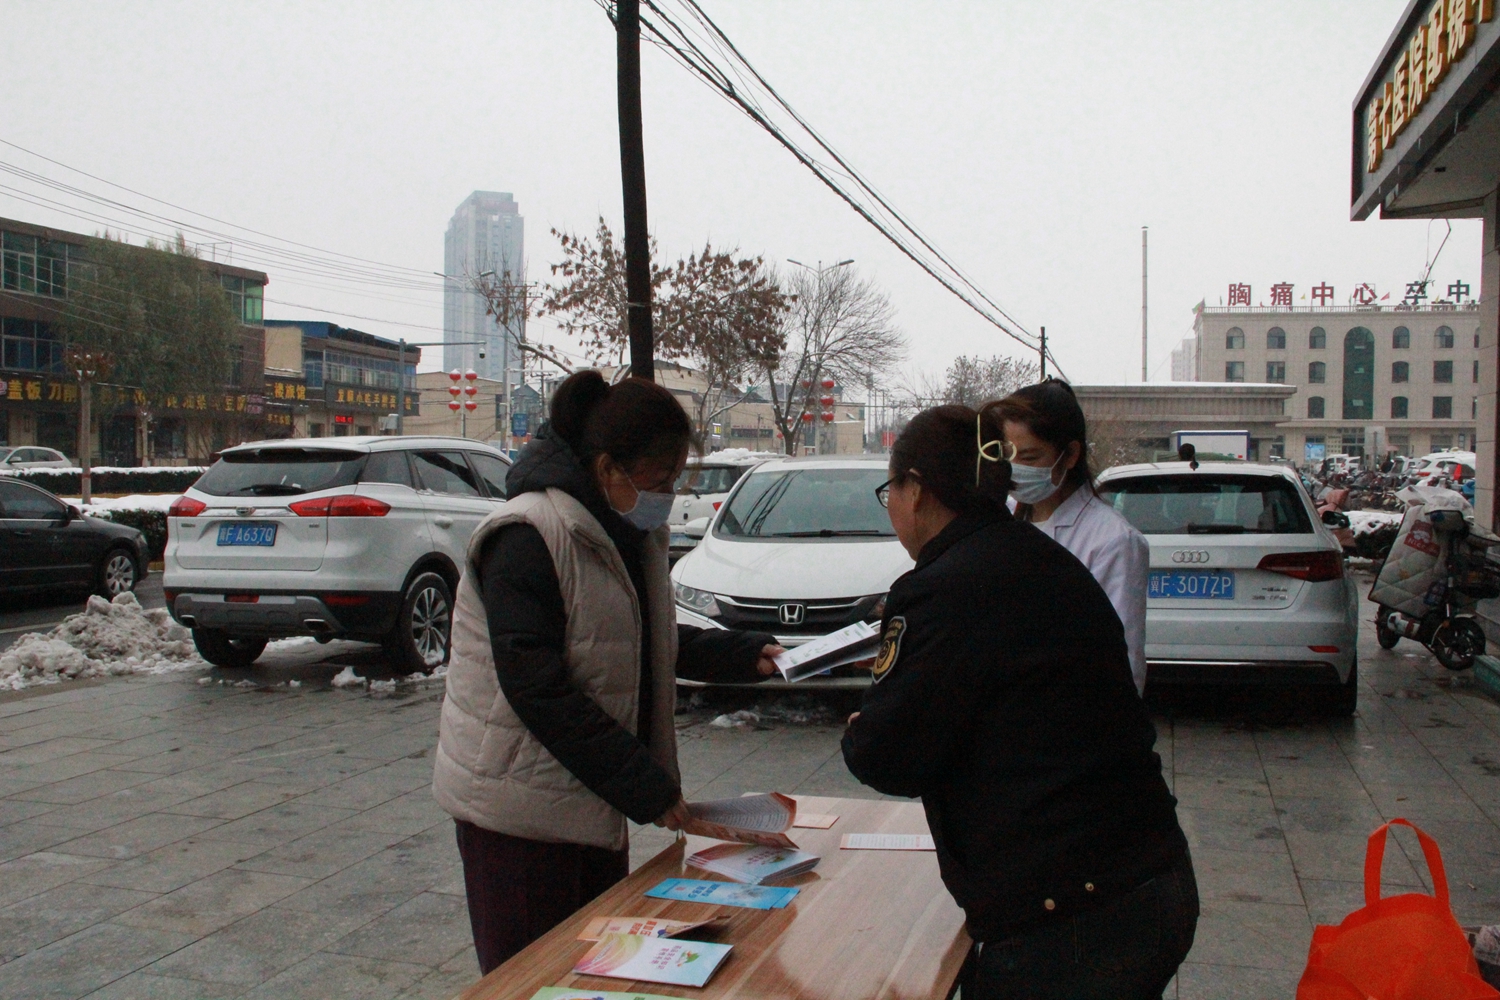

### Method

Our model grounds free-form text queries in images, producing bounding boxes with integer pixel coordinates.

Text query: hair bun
[549,370,610,453]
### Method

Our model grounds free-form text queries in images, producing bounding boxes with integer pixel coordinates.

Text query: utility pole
[1039,326,1047,380]
[616,0,654,381]
[395,339,405,435]
[65,348,111,506]
[1141,226,1149,383]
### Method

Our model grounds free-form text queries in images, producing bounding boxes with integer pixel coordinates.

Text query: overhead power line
[620,0,1066,379]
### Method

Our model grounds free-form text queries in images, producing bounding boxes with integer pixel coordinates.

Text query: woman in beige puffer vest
[434,371,781,974]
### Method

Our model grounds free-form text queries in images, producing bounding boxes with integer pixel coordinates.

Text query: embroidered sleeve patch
[871,616,906,683]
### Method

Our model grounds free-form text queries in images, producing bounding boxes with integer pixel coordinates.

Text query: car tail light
[1257,551,1343,582]
[225,594,258,603]
[168,496,206,518]
[323,594,371,606]
[163,589,178,604]
[1309,645,1340,653]
[289,495,391,517]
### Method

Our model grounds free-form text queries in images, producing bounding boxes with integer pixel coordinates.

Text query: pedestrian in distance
[995,378,1151,694]
[433,370,783,974]
[843,403,1197,1000]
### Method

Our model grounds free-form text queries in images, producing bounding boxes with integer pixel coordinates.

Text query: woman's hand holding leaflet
[755,644,786,676]
[654,797,691,831]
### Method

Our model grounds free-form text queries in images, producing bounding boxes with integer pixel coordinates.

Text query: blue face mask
[1010,456,1063,505]
[618,486,676,530]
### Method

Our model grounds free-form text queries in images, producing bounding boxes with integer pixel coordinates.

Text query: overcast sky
[1,0,1474,386]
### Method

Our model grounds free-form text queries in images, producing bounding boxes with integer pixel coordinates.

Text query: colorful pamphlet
[793,812,839,829]
[684,792,798,849]
[532,989,684,1000]
[577,915,730,942]
[688,842,820,884]
[572,933,732,988]
[840,833,936,851]
[772,621,880,681]
[645,877,799,909]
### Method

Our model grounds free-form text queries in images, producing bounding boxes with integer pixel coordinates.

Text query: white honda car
[1095,461,1361,714]
[671,455,912,689]
[163,436,510,673]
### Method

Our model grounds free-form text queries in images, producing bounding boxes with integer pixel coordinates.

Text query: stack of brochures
[572,933,732,988]
[687,842,821,885]
[683,792,798,848]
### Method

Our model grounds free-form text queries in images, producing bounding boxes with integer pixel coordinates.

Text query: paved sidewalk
[2,604,1500,997]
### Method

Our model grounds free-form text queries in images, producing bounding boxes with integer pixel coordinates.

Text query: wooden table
[455,795,971,1000]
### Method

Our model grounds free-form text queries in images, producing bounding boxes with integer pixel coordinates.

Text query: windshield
[676,464,749,496]
[1097,474,1313,535]
[194,448,366,497]
[717,467,894,538]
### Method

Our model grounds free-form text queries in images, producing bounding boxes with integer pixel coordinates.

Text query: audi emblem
[1172,550,1212,564]
[778,603,806,626]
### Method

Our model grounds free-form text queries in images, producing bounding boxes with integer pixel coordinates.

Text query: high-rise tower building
[443,191,524,384]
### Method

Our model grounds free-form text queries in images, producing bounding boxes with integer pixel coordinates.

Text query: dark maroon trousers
[454,819,630,975]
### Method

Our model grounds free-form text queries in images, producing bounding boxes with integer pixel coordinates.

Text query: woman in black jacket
[842,404,1196,1000]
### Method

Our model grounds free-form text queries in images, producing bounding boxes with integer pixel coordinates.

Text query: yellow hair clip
[975,413,1015,486]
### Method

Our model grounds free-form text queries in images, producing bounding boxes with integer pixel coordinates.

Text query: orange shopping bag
[1296,818,1499,1000]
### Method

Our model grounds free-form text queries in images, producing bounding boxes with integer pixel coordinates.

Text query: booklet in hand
[688,842,820,885]
[771,621,880,682]
[573,933,732,988]
[683,791,798,849]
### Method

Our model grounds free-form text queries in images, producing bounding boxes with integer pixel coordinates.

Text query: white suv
[163,436,510,672]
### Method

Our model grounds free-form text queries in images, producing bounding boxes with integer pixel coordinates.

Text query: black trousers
[454,819,630,975]
[962,848,1199,1000]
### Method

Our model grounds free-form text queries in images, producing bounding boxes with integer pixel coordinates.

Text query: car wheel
[192,628,269,668]
[94,547,139,598]
[1375,606,1401,650]
[1432,618,1485,671]
[1323,656,1358,717]
[383,572,452,675]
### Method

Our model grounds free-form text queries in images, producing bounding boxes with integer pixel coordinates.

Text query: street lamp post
[64,348,113,505]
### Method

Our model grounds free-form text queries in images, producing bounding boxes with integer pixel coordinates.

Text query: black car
[0,478,148,598]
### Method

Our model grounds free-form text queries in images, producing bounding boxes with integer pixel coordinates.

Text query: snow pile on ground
[330,665,364,688]
[1348,510,1404,536]
[0,593,203,691]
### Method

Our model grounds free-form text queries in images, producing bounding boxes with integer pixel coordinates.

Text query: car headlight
[673,582,722,617]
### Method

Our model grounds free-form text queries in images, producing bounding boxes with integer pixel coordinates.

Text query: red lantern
[448,369,462,383]
[448,385,461,397]
[800,412,814,423]
[464,385,477,396]
[821,378,835,390]
[448,401,460,411]
[800,379,813,389]
[819,396,834,407]
[464,400,477,411]
[821,412,835,423]
[464,369,478,382]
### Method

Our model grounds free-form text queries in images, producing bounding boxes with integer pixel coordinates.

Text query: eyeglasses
[874,479,892,508]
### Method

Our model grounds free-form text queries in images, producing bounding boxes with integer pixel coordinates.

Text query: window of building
[1476,330,1482,348]
[1343,327,1374,420]
[219,276,265,326]
[1308,396,1325,419]
[1434,360,1454,383]
[1309,327,1326,350]
[151,417,187,459]
[1433,396,1453,419]
[0,318,64,372]
[1431,433,1454,450]
[1436,326,1455,349]
[1475,360,1481,384]
[1225,327,1244,350]
[1267,327,1286,350]
[1225,361,1245,382]
[1392,361,1409,383]
[1309,361,1326,384]
[1,232,72,298]
[1391,396,1408,419]
[1389,433,1411,455]
[309,422,325,438]
[1392,326,1410,349]
[1266,361,1285,383]
[1475,397,1479,419]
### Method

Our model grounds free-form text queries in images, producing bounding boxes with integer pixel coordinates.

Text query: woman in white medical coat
[996,380,1151,694]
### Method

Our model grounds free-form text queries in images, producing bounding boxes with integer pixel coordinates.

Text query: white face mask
[616,485,675,530]
[1010,455,1063,505]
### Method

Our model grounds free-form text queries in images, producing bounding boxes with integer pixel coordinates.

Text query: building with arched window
[1178,305,1479,465]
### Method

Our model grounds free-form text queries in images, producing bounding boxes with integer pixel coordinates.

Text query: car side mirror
[1321,510,1350,529]
[684,516,710,539]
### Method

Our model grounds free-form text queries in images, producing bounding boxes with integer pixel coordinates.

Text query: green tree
[58,234,241,401]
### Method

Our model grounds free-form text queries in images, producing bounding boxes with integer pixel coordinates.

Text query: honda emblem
[778,603,805,626]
